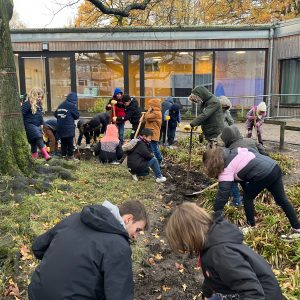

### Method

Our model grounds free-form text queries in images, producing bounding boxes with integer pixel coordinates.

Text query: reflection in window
[128,55,140,98]
[195,52,213,91]
[215,50,265,108]
[75,52,124,111]
[144,52,193,108]
[281,59,300,105]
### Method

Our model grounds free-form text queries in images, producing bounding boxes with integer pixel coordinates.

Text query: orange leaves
[20,244,33,260]
[4,278,20,299]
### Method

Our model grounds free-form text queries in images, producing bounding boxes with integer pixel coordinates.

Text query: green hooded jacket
[190,86,224,139]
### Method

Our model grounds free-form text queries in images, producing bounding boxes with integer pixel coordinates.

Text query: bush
[87,98,107,113]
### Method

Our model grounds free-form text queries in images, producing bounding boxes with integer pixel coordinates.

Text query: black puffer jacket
[94,141,123,163]
[201,213,283,300]
[116,99,141,125]
[127,139,153,174]
[87,112,110,133]
[28,204,133,300]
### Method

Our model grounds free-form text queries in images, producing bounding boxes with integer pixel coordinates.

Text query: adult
[106,88,125,143]
[28,200,148,300]
[22,88,51,161]
[113,95,142,139]
[160,96,174,143]
[189,86,224,148]
[55,92,80,158]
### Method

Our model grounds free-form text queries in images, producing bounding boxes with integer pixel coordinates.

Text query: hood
[219,96,232,109]
[256,102,267,119]
[204,212,243,250]
[122,138,139,152]
[101,124,119,143]
[149,98,161,110]
[221,125,243,147]
[165,96,174,104]
[113,88,123,97]
[80,201,128,240]
[66,92,78,104]
[191,86,213,102]
[169,104,180,113]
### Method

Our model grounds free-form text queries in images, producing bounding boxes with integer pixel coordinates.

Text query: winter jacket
[106,88,125,121]
[28,201,133,300]
[55,92,80,138]
[219,96,234,127]
[161,96,174,127]
[164,104,181,128]
[144,99,162,141]
[190,86,224,140]
[116,98,141,125]
[221,125,268,156]
[87,113,110,133]
[22,101,44,142]
[200,213,283,300]
[214,147,276,212]
[126,137,154,174]
[94,124,123,163]
[44,119,57,132]
[245,104,266,129]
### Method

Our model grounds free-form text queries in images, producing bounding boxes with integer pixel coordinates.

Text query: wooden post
[279,122,286,150]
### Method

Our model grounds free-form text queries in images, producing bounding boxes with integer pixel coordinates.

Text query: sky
[13,0,83,28]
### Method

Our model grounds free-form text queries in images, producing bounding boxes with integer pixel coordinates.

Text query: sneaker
[159,161,166,168]
[111,161,120,165]
[281,233,300,241]
[293,228,300,233]
[156,176,167,183]
[239,226,254,235]
[132,174,138,181]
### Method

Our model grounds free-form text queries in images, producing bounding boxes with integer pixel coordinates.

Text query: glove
[183,124,191,132]
[112,116,117,123]
[165,115,171,121]
[178,123,181,127]
[111,100,117,105]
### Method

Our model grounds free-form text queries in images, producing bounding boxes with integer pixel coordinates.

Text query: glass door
[23,57,47,111]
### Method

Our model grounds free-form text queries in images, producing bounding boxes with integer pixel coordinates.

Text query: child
[164,103,181,146]
[43,118,59,156]
[106,88,125,143]
[123,128,166,183]
[165,203,284,300]
[160,96,174,144]
[55,92,80,159]
[202,147,300,237]
[76,119,91,149]
[22,88,51,161]
[219,96,241,206]
[144,99,165,166]
[94,124,123,164]
[245,101,267,144]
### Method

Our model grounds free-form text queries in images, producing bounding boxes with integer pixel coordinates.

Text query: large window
[76,52,124,111]
[195,52,213,92]
[215,50,266,108]
[280,59,300,105]
[144,51,193,108]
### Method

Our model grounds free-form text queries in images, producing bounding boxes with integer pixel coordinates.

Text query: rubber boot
[40,147,52,161]
[32,152,39,159]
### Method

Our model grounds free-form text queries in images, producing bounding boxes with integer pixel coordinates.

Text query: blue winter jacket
[161,97,174,126]
[22,101,44,142]
[55,92,80,138]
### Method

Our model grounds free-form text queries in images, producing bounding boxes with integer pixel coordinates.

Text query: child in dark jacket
[43,119,59,156]
[22,88,51,161]
[94,124,123,164]
[123,128,166,183]
[55,92,80,158]
[164,103,181,146]
[166,203,284,300]
[203,147,300,237]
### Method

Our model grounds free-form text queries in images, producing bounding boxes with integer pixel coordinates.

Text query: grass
[0,159,157,299]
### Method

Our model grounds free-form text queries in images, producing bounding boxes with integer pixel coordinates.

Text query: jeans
[150,141,163,162]
[61,137,74,157]
[247,123,263,144]
[147,157,162,178]
[167,127,177,145]
[231,182,241,204]
[242,165,300,228]
[117,123,125,144]
[30,138,45,153]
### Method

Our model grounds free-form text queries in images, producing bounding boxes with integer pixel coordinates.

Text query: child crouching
[123,128,166,183]
[94,124,123,164]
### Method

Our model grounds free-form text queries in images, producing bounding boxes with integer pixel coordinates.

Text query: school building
[11,17,300,117]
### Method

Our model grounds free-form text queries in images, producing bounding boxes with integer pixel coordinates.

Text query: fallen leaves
[4,278,20,298]
[20,244,32,260]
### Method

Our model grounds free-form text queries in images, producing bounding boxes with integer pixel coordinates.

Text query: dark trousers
[242,165,300,229]
[77,131,91,146]
[160,125,166,143]
[167,127,176,145]
[30,138,45,153]
[61,137,74,157]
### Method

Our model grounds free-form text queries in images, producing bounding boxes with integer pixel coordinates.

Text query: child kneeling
[94,124,123,164]
[123,128,166,183]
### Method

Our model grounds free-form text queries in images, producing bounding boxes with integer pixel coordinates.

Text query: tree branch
[87,0,152,17]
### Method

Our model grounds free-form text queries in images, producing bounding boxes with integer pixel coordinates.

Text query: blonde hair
[165,203,213,254]
[29,87,44,114]
[202,147,224,178]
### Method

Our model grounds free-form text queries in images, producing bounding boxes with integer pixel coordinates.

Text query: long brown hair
[165,203,213,254]
[202,147,224,178]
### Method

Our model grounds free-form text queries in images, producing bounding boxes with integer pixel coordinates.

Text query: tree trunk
[0,0,32,175]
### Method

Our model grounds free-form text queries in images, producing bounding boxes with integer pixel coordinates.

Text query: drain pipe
[267,24,275,117]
